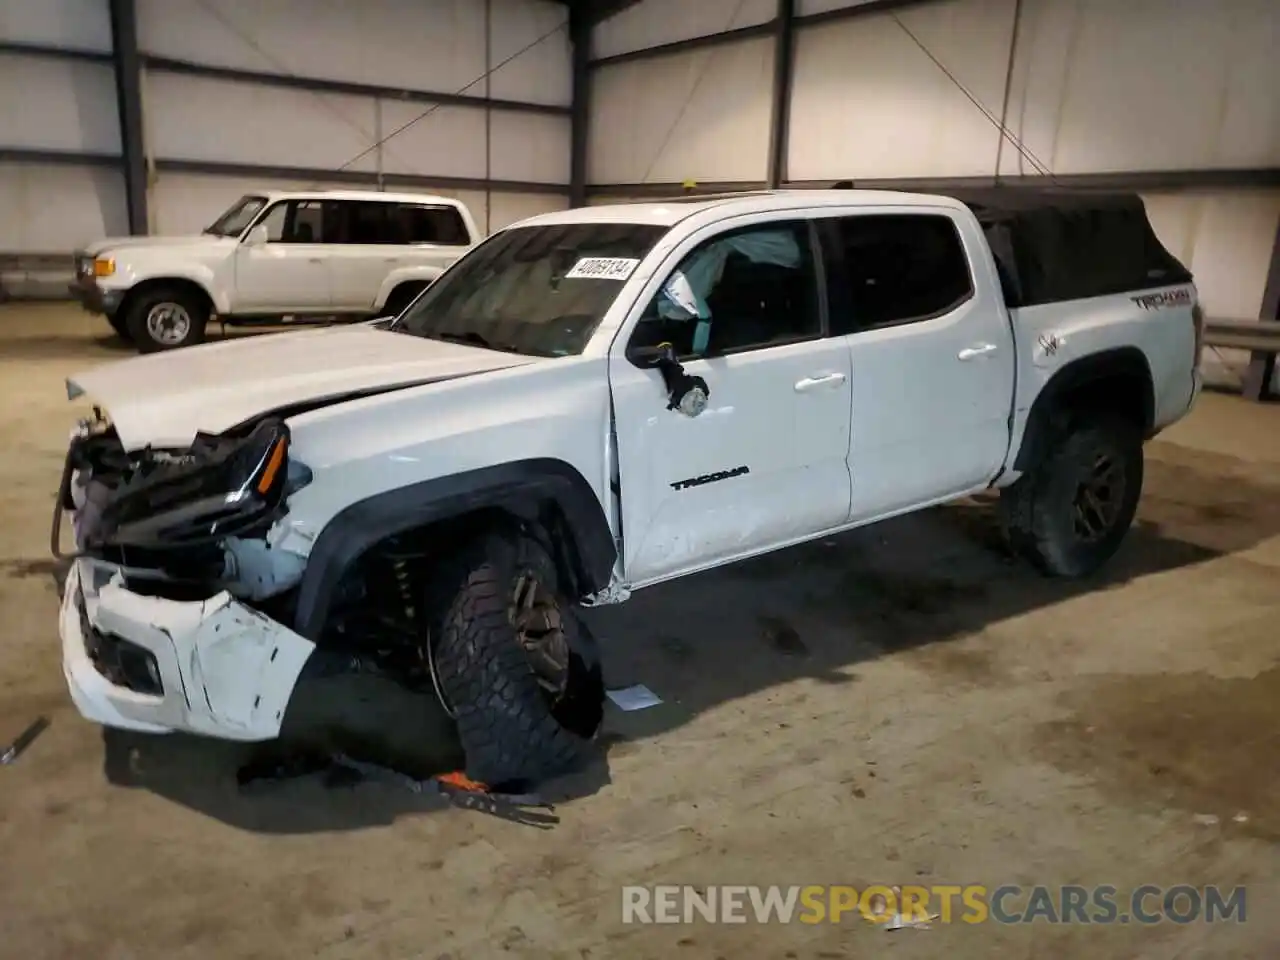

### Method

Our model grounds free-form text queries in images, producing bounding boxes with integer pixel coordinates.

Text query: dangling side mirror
[626,342,709,418]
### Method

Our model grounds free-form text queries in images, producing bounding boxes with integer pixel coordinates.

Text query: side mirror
[627,342,677,369]
[626,342,709,418]
[243,224,269,247]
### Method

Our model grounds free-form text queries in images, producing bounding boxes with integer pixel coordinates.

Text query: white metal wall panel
[592,0,775,60]
[488,191,568,230]
[137,0,567,107]
[0,0,113,53]
[1143,190,1280,388]
[143,72,379,172]
[787,0,1017,181]
[137,0,487,95]
[488,112,571,184]
[588,37,774,184]
[486,0,571,106]
[1001,0,1280,177]
[374,100,487,179]
[1144,191,1280,321]
[796,0,881,14]
[0,162,127,252]
[0,53,121,155]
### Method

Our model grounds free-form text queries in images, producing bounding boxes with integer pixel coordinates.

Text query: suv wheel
[106,313,133,343]
[426,528,604,788]
[125,286,209,353]
[999,416,1144,578]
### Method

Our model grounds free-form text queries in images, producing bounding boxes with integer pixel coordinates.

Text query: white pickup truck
[54,188,1202,789]
[70,189,478,353]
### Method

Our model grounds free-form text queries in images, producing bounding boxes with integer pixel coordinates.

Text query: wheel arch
[291,458,617,640]
[1014,346,1155,473]
[118,276,218,322]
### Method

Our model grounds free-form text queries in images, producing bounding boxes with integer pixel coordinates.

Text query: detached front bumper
[60,557,316,741]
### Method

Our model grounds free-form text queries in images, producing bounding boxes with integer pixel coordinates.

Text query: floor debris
[1,716,50,766]
[606,684,663,712]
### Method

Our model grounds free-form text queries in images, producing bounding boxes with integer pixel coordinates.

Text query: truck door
[609,216,853,587]
[816,209,1014,520]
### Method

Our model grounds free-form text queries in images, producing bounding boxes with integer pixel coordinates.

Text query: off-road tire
[124,285,209,353]
[427,529,604,788]
[1000,416,1144,578]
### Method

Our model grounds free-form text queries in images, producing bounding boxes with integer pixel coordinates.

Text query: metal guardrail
[1203,318,1280,354]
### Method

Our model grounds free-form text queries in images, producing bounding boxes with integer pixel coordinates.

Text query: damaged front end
[55,409,319,741]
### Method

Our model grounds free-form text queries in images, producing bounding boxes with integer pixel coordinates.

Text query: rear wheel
[1000,416,1144,578]
[426,528,604,788]
[125,285,209,353]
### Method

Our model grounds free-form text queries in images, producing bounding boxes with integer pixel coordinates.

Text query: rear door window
[822,213,974,334]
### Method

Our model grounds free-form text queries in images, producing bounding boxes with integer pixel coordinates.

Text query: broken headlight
[84,418,301,551]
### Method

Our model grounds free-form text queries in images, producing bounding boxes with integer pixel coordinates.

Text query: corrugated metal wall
[0,0,572,276]
[585,0,1280,388]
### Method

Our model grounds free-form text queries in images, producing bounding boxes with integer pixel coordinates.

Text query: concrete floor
[1,303,1278,959]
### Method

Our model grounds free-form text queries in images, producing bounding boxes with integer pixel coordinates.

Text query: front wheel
[106,312,133,342]
[426,528,604,788]
[124,286,210,353]
[1000,416,1144,578]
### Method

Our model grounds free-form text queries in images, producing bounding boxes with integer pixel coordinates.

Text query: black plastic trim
[1013,347,1154,473]
[291,458,617,640]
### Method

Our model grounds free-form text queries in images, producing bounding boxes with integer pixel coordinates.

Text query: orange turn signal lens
[255,438,287,495]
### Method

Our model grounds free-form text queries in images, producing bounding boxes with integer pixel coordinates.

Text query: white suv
[70,190,479,353]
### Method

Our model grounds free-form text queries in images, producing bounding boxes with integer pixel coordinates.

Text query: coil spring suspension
[377,541,454,717]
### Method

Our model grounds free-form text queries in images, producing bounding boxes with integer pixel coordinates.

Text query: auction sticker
[564,257,640,281]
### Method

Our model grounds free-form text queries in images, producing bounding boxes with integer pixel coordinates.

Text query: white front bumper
[60,558,316,741]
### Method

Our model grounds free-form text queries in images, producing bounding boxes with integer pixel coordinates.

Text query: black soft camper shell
[947,190,1193,309]
[831,182,1193,309]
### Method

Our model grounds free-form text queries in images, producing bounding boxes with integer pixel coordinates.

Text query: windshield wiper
[435,330,523,354]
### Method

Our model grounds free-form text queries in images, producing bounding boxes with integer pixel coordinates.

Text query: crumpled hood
[80,235,225,256]
[66,325,540,450]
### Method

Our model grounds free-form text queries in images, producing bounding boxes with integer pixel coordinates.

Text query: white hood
[67,325,539,450]
[80,235,227,256]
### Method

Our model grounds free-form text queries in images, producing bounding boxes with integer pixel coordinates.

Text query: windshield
[393,221,669,357]
[204,195,268,237]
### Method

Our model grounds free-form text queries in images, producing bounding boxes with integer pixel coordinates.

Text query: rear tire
[427,528,604,788]
[1000,416,1144,578]
[125,285,209,353]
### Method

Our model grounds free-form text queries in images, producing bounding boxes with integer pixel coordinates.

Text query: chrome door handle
[794,372,847,392]
[958,343,998,360]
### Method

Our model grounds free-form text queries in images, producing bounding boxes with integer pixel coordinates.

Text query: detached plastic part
[60,559,315,740]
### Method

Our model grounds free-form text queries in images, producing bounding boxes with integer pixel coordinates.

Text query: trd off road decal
[670,465,750,491]
[564,257,640,281]
[1131,288,1192,310]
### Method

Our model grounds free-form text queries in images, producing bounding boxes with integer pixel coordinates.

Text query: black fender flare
[291,458,616,640]
[1013,346,1154,473]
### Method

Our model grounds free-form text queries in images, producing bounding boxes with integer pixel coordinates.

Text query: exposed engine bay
[55,409,450,740]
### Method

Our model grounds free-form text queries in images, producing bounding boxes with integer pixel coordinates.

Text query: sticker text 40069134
[564,257,640,281]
